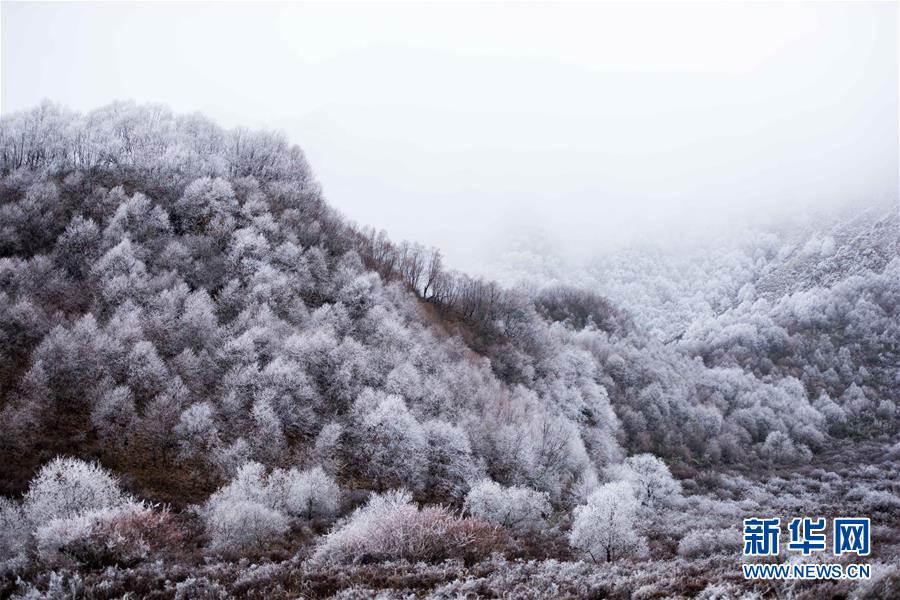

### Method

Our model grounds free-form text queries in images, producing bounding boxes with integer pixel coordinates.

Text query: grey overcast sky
[2,1,898,269]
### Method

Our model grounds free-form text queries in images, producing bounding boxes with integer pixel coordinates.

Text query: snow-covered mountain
[0,102,896,598]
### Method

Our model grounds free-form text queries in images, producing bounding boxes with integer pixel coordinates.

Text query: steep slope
[487,207,898,345]
[0,102,622,505]
[753,208,898,299]
[0,101,891,512]
[484,205,898,436]
[1,102,898,600]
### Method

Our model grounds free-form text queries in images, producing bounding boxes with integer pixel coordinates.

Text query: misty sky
[2,2,897,270]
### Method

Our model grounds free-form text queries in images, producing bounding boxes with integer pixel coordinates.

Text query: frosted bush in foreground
[206,462,270,508]
[23,457,129,525]
[174,576,230,600]
[463,479,550,534]
[844,487,900,514]
[2,458,179,569]
[202,462,341,553]
[569,481,646,562]
[33,502,176,567]
[313,490,500,564]
[206,462,341,518]
[204,500,289,555]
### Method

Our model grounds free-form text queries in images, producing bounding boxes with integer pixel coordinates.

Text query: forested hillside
[0,102,897,598]
[489,210,899,456]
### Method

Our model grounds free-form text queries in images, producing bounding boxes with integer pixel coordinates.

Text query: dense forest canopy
[0,101,897,597]
[1,101,897,497]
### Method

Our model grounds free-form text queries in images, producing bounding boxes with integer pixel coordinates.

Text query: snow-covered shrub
[174,576,229,600]
[844,488,900,514]
[202,463,286,554]
[202,462,341,553]
[0,497,28,565]
[695,582,748,599]
[865,489,900,514]
[34,502,176,568]
[206,462,270,507]
[606,453,681,509]
[207,461,341,518]
[34,514,95,566]
[759,431,812,463]
[23,457,129,525]
[813,393,847,430]
[852,562,900,600]
[569,481,647,562]
[463,479,550,534]
[888,441,900,460]
[13,569,86,599]
[205,500,289,555]
[276,466,342,519]
[313,490,500,564]
[677,527,741,558]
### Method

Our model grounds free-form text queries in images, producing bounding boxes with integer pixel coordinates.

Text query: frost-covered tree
[606,454,681,509]
[22,457,128,525]
[92,239,150,307]
[347,390,426,491]
[174,401,221,463]
[104,191,171,248]
[54,215,101,280]
[274,466,341,519]
[313,489,498,565]
[313,421,344,474]
[204,500,288,555]
[202,462,287,554]
[760,430,811,464]
[250,395,287,461]
[125,340,169,402]
[0,497,28,563]
[202,461,341,553]
[463,479,550,534]
[423,420,481,502]
[173,177,238,235]
[569,481,646,563]
[90,385,137,450]
[213,438,252,478]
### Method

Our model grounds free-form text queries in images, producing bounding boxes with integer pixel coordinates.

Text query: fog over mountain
[3,2,897,270]
[0,2,897,598]
[0,94,896,599]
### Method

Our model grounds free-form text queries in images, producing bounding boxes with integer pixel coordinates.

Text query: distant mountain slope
[483,202,898,445]
[487,204,897,343]
[753,208,898,299]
